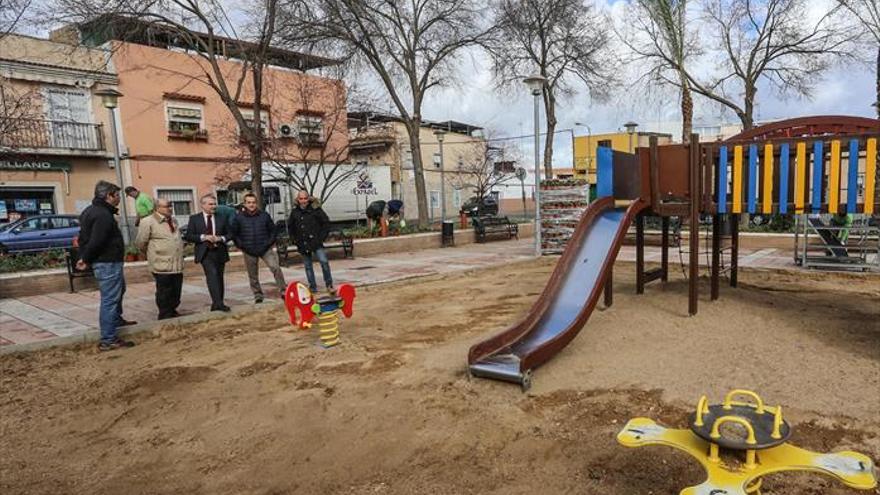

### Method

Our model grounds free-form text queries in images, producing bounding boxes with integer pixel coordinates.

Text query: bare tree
[838,0,880,118]
[485,0,612,177]
[623,0,697,143]
[50,0,293,204]
[279,0,491,226]
[1,0,31,38]
[451,142,516,204]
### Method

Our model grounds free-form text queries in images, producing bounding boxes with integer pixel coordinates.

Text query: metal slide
[806,216,848,258]
[468,197,647,390]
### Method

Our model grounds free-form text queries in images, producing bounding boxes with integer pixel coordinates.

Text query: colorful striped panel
[748,144,758,214]
[779,143,790,214]
[866,138,877,215]
[829,140,840,214]
[763,143,774,214]
[795,142,806,213]
[733,146,743,213]
[718,146,728,214]
[847,139,859,214]
[812,141,823,213]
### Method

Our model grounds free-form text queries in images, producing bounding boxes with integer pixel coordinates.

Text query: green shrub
[0,249,67,274]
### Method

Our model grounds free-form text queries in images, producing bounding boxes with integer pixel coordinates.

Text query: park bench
[472,216,518,243]
[64,247,93,293]
[276,228,354,264]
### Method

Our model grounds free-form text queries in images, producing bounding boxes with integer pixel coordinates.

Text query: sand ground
[1,260,878,494]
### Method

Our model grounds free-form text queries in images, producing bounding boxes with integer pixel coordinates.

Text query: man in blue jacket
[230,192,287,303]
[287,190,333,293]
[76,180,136,351]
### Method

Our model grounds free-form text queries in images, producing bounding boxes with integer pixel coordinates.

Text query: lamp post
[95,88,130,244]
[434,129,447,222]
[574,121,592,176]
[523,74,547,257]
[624,121,639,153]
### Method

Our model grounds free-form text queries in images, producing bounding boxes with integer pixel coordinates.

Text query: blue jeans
[92,262,126,344]
[302,248,333,291]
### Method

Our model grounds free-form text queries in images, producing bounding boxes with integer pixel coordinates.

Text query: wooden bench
[277,229,354,264]
[64,247,93,293]
[472,216,518,243]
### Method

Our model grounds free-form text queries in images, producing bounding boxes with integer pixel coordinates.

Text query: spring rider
[284,282,356,348]
[617,389,877,494]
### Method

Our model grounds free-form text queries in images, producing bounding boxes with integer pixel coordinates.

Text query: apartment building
[348,112,487,222]
[573,131,674,184]
[48,17,348,225]
[0,34,120,225]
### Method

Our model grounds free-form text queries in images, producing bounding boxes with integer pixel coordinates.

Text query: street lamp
[574,121,592,176]
[433,129,447,222]
[523,74,547,257]
[624,121,639,153]
[95,87,131,244]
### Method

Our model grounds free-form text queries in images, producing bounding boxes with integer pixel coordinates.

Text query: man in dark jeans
[230,192,287,303]
[76,180,136,351]
[185,194,231,312]
[288,190,333,293]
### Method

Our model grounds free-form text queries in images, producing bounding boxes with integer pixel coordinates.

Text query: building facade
[0,34,120,225]
[573,131,673,184]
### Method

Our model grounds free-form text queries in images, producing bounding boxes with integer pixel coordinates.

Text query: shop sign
[0,159,72,172]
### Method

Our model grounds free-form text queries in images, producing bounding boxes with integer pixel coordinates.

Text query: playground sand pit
[1,259,879,494]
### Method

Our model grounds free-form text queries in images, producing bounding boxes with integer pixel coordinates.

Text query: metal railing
[0,118,106,151]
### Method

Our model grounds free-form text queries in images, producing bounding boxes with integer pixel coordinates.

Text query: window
[45,87,95,148]
[296,115,324,145]
[433,153,441,168]
[430,190,440,209]
[452,188,461,207]
[167,105,204,135]
[157,189,194,217]
[597,139,612,148]
[240,110,269,138]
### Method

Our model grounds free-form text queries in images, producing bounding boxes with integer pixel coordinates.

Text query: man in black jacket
[230,193,287,303]
[76,180,136,351]
[287,190,333,293]
[185,194,231,312]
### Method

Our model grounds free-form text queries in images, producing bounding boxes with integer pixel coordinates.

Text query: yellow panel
[733,146,743,213]
[866,138,877,215]
[829,140,840,214]
[795,142,806,213]
[763,143,774,214]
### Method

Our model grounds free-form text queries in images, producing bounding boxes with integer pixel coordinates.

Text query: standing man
[230,193,287,303]
[288,190,334,293]
[76,180,136,351]
[185,194,231,312]
[124,186,154,226]
[135,198,185,319]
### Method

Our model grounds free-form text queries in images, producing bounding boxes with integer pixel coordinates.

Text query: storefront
[0,159,72,225]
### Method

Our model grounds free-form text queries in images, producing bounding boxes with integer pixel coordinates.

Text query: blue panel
[718,146,728,214]
[847,139,859,213]
[779,143,789,214]
[812,141,823,213]
[597,146,613,198]
[747,144,758,214]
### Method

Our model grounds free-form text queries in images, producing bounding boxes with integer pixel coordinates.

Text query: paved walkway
[0,238,873,351]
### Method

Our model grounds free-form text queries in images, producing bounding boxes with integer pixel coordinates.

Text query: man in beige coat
[135,198,185,320]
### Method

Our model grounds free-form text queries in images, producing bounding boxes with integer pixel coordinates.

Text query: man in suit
[185,194,231,312]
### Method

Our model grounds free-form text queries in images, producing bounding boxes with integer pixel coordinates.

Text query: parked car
[459,195,499,217]
[0,215,80,254]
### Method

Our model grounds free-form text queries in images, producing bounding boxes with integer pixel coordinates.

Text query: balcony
[0,118,107,155]
[349,123,395,153]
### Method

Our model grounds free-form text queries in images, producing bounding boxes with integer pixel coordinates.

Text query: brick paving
[0,237,874,351]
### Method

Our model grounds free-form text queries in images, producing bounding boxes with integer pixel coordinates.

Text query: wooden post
[688,134,700,316]
[711,214,721,300]
[604,268,613,308]
[731,214,739,287]
[636,212,645,294]
[661,216,669,282]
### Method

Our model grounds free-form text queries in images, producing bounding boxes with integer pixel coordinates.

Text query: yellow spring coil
[318,310,340,348]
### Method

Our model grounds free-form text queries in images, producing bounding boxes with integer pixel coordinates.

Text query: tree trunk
[542,89,556,179]
[250,145,263,205]
[876,44,879,119]
[741,84,756,131]
[251,65,265,206]
[406,121,429,226]
[680,74,693,144]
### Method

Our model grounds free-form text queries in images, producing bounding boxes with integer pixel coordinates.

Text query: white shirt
[200,212,225,242]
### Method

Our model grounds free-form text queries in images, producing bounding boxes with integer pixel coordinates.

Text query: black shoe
[117,319,138,327]
[171,310,182,317]
[98,339,136,352]
[211,305,231,312]
[326,285,335,294]
[255,296,264,304]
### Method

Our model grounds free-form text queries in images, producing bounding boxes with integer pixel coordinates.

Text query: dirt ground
[1,260,879,494]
